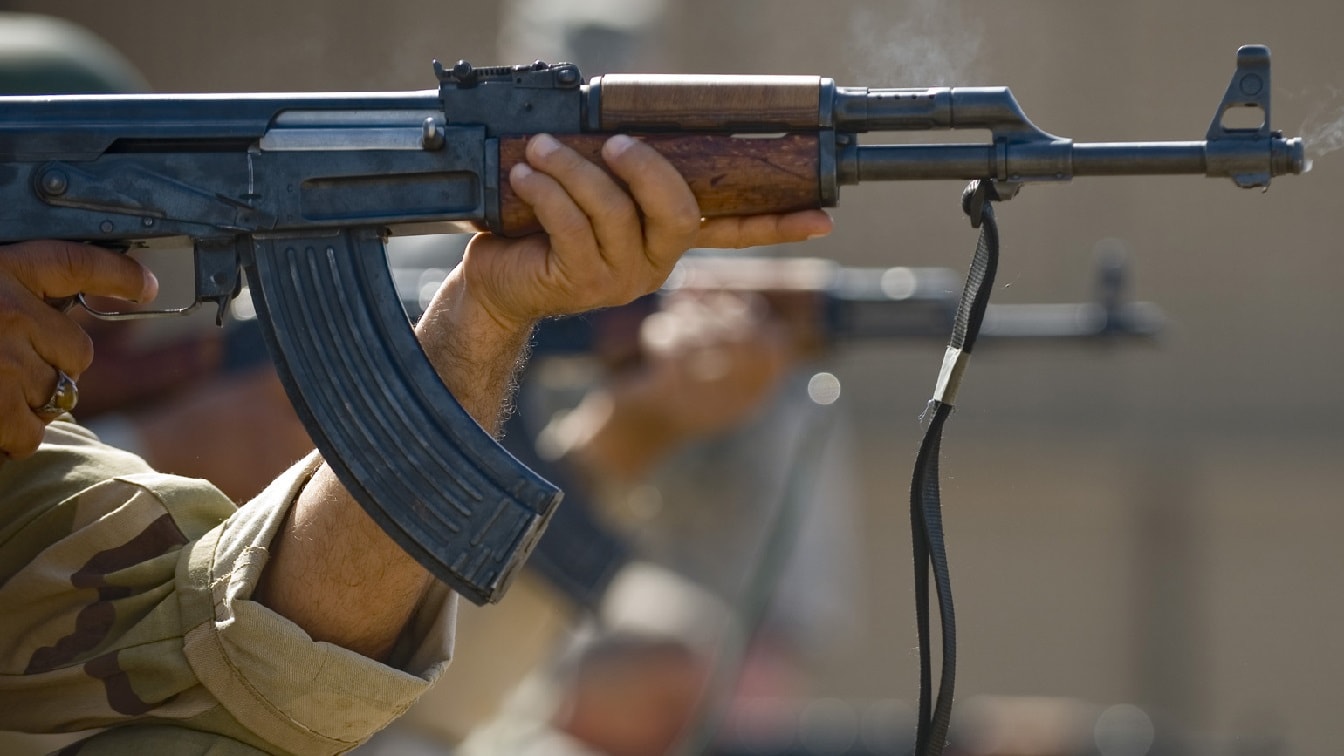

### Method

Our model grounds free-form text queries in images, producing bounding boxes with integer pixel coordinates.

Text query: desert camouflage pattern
[0,420,455,754]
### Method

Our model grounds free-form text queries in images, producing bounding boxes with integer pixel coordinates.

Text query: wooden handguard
[592,74,824,131]
[496,133,822,237]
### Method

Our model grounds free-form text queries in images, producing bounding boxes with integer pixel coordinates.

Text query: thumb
[1,241,158,303]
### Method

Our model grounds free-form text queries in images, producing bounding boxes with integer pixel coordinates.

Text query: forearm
[412,262,534,432]
[256,264,532,661]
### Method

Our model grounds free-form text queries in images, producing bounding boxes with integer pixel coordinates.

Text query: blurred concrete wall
[8,0,1342,752]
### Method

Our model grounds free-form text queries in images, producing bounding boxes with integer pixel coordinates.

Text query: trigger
[213,295,231,326]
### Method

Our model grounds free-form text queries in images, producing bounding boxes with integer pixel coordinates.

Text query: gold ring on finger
[37,370,79,417]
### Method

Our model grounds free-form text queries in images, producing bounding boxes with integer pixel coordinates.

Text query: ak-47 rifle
[0,44,1303,607]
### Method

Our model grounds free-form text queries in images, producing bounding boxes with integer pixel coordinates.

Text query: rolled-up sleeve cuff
[175,453,457,754]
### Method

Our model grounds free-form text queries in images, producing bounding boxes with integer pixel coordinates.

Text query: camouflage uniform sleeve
[0,419,457,755]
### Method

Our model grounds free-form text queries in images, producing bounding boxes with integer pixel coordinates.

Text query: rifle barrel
[849,136,1304,185]
[1071,142,1208,176]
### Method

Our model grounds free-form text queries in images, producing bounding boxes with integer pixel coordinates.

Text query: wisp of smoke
[845,0,985,85]
[1300,88,1344,170]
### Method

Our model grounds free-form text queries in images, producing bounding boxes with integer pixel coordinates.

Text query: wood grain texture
[593,74,822,131]
[496,133,821,238]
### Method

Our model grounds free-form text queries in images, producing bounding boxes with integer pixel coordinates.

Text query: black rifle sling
[246,229,562,606]
[911,180,1001,755]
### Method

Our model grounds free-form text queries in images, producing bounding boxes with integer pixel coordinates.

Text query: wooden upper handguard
[591,74,824,131]
[496,133,822,237]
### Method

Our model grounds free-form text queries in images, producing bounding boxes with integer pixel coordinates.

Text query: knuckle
[641,267,671,296]
[0,413,43,460]
[0,297,22,331]
[666,210,702,240]
[9,432,42,459]
[593,194,638,230]
[68,329,95,373]
[10,241,94,295]
[0,358,23,395]
[548,210,593,244]
[46,243,87,289]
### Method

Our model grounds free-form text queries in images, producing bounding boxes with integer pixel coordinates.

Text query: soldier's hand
[0,242,157,459]
[457,133,832,336]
